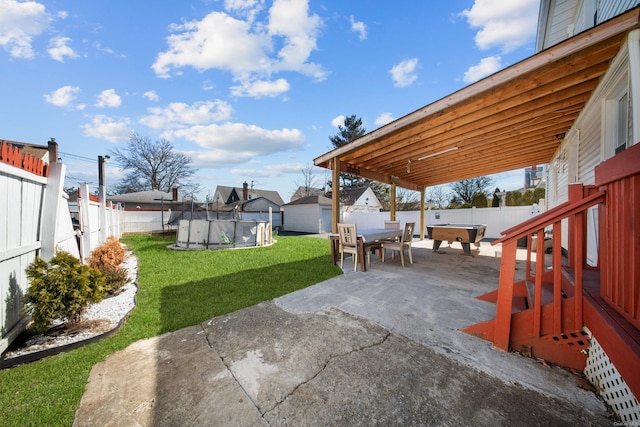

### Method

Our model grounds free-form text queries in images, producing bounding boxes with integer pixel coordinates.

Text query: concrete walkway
[74,239,612,426]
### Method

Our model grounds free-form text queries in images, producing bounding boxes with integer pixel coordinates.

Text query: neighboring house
[107,188,182,210]
[283,187,380,233]
[212,182,284,228]
[5,139,51,164]
[290,186,325,202]
[107,189,183,233]
[329,187,382,213]
[281,194,333,233]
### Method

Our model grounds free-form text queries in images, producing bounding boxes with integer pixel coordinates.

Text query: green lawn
[0,234,341,427]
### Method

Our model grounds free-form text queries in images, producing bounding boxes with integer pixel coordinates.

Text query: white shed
[281,195,332,233]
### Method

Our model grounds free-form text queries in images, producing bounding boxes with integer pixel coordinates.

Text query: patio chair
[384,220,400,229]
[337,223,359,271]
[382,222,415,267]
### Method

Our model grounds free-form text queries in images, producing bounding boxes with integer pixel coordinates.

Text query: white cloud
[152,0,325,94]
[375,112,394,126]
[152,11,270,78]
[224,0,265,24]
[168,122,304,155]
[331,115,345,128]
[82,115,131,143]
[0,0,52,59]
[267,0,324,78]
[95,89,122,108]
[47,36,78,62]
[230,78,290,97]
[463,55,501,83]
[350,16,366,41]
[140,100,233,130]
[460,0,539,53]
[232,162,306,177]
[143,91,159,101]
[43,85,80,107]
[389,58,419,88]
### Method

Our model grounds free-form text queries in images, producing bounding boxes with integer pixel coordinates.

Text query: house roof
[215,185,285,206]
[3,139,50,161]
[336,187,369,205]
[314,8,640,190]
[107,190,179,204]
[290,186,325,202]
[282,194,332,206]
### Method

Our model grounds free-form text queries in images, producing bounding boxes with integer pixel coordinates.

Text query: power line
[59,151,97,164]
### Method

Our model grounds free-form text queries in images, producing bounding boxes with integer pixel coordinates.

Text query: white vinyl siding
[539,0,579,50]
[598,0,640,24]
[575,0,597,34]
[578,107,602,185]
[537,0,640,51]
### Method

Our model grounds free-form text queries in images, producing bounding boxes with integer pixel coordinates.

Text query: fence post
[80,183,93,261]
[40,162,65,261]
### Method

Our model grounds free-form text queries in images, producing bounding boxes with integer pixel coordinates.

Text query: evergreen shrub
[23,251,106,332]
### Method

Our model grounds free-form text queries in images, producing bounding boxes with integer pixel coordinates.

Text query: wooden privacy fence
[0,140,122,354]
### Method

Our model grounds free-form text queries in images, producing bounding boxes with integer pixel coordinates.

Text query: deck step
[525,279,555,307]
[512,296,527,313]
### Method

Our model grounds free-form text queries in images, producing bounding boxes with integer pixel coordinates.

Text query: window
[616,92,629,154]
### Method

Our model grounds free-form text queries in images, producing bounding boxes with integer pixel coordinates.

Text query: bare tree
[111,133,196,194]
[427,185,449,209]
[396,187,421,211]
[293,164,320,197]
[449,177,494,205]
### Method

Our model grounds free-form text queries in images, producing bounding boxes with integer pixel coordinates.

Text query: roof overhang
[314,7,640,191]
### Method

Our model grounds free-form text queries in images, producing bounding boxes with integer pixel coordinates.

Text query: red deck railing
[463,143,640,396]
[488,185,604,352]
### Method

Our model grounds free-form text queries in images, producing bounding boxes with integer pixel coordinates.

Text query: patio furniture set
[329,222,415,272]
[329,222,487,271]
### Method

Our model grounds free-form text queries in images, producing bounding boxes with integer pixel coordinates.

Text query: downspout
[627,29,640,145]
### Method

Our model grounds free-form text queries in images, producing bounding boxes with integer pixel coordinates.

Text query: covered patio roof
[314,8,640,191]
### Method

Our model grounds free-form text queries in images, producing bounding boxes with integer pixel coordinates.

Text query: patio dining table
[329,228,403,272]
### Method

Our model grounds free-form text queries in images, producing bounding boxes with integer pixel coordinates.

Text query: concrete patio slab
[74,238,613,426]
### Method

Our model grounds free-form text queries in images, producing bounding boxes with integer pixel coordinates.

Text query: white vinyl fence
[1,142,122,354]
[343,204,543,239]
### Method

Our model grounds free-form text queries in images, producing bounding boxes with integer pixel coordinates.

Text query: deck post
[419,187,425,240]
[331,158,340,233]
[494,240,517,351]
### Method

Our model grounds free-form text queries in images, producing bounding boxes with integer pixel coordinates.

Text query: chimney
[48,138,58,163]
[243,181,248,201]
[172,187,178,201]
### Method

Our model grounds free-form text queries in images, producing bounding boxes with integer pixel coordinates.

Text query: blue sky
[1,0,540,201]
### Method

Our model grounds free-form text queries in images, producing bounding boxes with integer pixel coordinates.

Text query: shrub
[100,263,129,295]
[471,192,488,208]
[88,236,125,270]
[23,251,106,333]
[88,237,129,295]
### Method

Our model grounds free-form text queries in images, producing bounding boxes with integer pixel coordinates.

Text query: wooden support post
[419,187,425,240]
[331,158,340,233]
[390,182,396,221]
